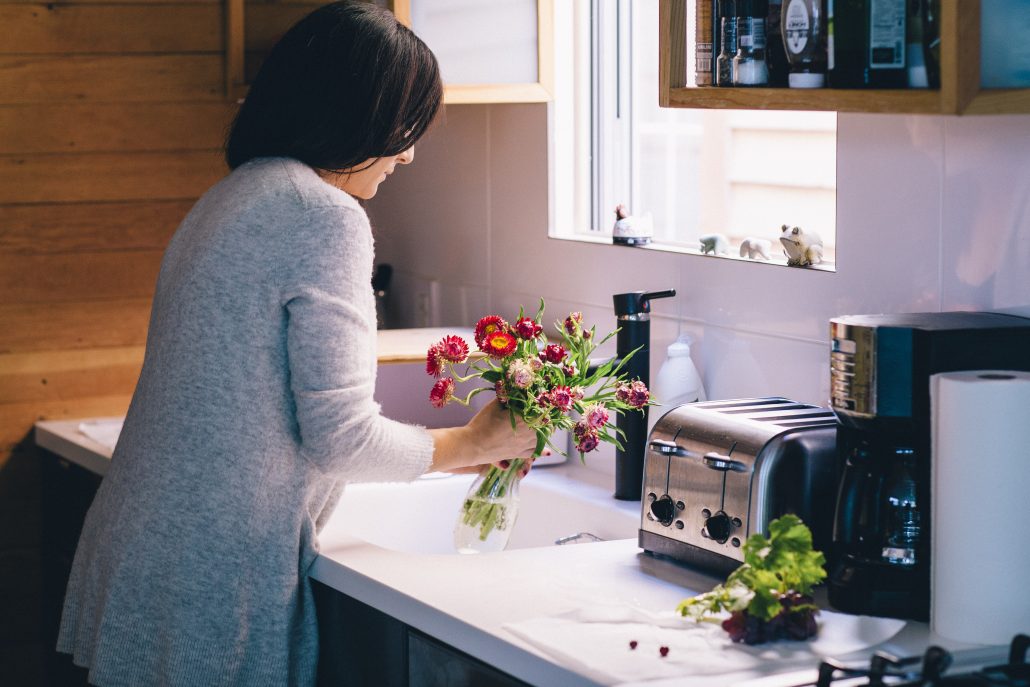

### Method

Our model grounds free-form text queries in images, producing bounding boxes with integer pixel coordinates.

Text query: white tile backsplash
[369,104,1030,439]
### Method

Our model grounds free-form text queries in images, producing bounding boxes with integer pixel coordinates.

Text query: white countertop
[35,418,1000,687]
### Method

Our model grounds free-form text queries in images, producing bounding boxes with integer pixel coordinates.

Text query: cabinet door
[408,630,530,687]
[393,0,554,103]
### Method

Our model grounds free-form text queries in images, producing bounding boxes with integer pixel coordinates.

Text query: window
[550,0,837,267]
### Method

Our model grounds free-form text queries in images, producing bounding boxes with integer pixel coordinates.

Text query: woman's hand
[427,400,538,474]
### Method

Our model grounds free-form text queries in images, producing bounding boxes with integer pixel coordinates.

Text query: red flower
[474,315,508,348]
[494,380,509,405]
[483,330,517,358]
[541,343,566,364]
[514,316,543,340]
[574,421,600,453]
[616,380,650,409]
[429,378,455,408]
[437,335,469,363]
[425,345,444,377]
[564,312,583,337]
[549,386,574,412]
[584,404,610,428]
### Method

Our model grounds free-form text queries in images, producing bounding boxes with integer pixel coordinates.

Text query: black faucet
[611,289,676,500]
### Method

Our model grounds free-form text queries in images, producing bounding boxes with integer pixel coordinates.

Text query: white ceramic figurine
[739,237,772,260]
[699,233,730,256]
[779,225,823,267]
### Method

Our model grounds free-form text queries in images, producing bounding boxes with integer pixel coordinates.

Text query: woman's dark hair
[225,1,442,172]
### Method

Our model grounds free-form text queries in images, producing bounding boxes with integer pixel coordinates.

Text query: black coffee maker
[827,312,1030,621]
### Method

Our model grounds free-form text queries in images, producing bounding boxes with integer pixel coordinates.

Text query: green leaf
[743,569,783,621]
[676,515,827,627]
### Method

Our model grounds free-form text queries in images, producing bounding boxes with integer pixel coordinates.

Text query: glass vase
[453,458,525,554]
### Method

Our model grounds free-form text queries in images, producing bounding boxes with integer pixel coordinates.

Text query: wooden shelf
[659,0,1029,115]
[667,86,941,114]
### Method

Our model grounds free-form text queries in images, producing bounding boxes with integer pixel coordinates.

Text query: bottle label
[752,17,766,50]
[870,0,905,69]
[784,0,811,56]
[696,42,714,77]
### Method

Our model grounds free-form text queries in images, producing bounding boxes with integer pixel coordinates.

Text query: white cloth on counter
[77,419,124,452]
[503,605,905,686]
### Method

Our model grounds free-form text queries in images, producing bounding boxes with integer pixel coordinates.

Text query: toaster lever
[649,439,692,457]
[702,452,748,473]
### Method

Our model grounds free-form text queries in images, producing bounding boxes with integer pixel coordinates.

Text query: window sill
[547,234,836,272]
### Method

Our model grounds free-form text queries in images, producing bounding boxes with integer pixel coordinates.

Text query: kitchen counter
[35,416,1000,686]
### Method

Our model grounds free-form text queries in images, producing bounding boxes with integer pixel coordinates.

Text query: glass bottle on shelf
[766,0,791,86]
[733,0,770,86]
[717,0,739,86]
[782,0,827,87]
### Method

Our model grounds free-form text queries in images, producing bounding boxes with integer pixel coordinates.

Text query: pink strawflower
[474,315,508,348]
[494,380,509,404]
[425,345,444,378]
[549,386,574,412]
[574,422,600,453]
[563,363,577,377]
[571,386,585,401]
[483,330,518,358]
[541,343,566,364]
[514,316,543,340]
[616,380,650,409]
[437,335,469,363]
[536,391,551,407]
[529,357,543,371]
[507,359,536,389]
[564,312,584,337]
[429,377,455,408]
[584,403,610,429]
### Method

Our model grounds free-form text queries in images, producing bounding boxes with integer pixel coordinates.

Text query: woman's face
[319,146,415,199]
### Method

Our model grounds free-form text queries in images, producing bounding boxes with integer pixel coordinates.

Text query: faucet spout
[611,289,676,500]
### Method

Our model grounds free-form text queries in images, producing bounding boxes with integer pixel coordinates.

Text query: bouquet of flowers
[425,300,652,552]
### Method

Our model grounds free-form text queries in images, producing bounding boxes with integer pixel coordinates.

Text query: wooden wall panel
[0,299,153,354]
[0,5,221,53]
[0,200,191,254]
[0,151,226,203]
[0,251,164,303]
[0,3,323,55]
[0,103,236,154]
[0,55,223,104]
[0,347,145,404]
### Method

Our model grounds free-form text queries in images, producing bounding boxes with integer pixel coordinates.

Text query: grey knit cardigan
[57,158,435,686]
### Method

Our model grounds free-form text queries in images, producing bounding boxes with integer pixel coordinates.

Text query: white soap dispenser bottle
[649,334,706,432]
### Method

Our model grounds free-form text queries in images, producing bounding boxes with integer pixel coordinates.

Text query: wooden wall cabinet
[226,0,554,104]
[659,0,1030,115]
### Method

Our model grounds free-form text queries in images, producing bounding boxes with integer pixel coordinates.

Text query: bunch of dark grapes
[720,591,818,645]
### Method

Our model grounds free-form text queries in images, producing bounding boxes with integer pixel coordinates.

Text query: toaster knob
[650,495,676,526]
[703,511,732,543]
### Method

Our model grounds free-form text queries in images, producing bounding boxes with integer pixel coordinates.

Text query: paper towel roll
[930,370,1030,644]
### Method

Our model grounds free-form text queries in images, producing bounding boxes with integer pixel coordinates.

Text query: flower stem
[458,458,526,542]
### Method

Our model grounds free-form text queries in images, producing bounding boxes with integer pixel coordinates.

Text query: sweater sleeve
[282,204,434,482]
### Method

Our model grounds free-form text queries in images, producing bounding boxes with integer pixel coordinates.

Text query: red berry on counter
[628,640,638,650]
[659,646,669,657]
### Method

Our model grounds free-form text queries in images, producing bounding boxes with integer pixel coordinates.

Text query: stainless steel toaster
[639,397,838,575]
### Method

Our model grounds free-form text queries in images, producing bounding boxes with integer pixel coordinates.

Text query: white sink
[326,467,640,555]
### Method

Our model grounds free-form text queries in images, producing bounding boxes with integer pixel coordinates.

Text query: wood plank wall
[0,1,317,681]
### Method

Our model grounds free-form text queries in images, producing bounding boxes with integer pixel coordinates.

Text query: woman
[56,3,536,685]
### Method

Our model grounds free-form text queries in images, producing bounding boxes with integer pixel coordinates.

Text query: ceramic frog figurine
[779,225,823,266]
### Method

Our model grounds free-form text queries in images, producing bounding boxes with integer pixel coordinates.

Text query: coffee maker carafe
[827,312,1030,621]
